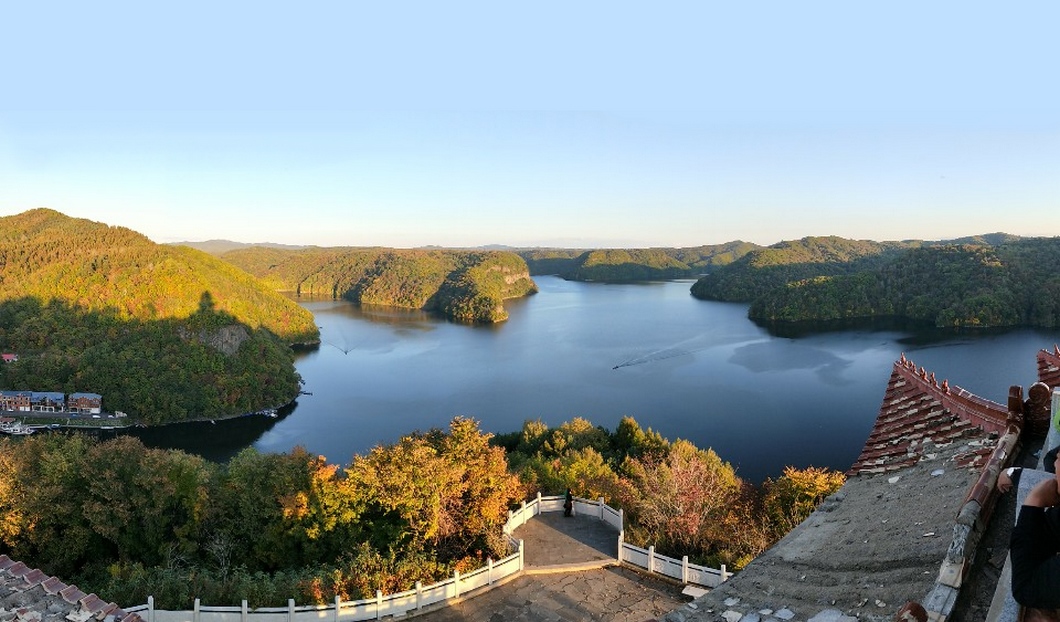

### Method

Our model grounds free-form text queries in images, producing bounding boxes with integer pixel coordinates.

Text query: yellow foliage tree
[762,465,846,539]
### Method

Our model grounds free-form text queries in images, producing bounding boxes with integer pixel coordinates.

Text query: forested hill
[517,241,759,281]
[690,236,916,303]
[0,209,317,343]
[692,233,1060,329]
[0,208,319,423]
[218,247,538,323]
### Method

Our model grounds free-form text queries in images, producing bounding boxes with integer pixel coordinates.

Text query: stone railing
[127,548,525,622]
[128,493,731,622]
[506,492,732,588]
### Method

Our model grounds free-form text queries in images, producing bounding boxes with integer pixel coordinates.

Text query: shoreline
[0,395,298,432]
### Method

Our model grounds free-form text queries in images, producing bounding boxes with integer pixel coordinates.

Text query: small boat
[0,422,34,435]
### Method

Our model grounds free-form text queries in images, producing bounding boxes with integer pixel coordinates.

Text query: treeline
[496,417,843,570]
[0,418,844,609]
[0,298,300,424]
[0,419,518,608]
[518,242,759,282]
[0,209,318,343]
[690,234,1060,329]
[0,209,316,423]
[690,236,915,302]
[219,247,538,323]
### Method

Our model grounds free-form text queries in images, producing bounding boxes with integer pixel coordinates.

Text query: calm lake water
[131,276,1060,483]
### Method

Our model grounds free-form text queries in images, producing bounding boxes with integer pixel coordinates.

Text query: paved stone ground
[519,512,618,567]
[409,512,688,622]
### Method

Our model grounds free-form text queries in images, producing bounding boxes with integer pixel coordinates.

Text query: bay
[130,276,1060,483]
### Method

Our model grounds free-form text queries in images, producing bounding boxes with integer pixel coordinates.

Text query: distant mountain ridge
[173,239,312,255]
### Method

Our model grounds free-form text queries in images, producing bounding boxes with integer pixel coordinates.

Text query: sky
[1,2,1058,249]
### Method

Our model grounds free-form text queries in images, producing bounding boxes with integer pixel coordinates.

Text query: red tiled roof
[849,353,1009,475]
[1038,345,1060,389]
[0,554,142,622]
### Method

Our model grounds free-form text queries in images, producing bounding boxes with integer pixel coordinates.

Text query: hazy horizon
[165,229,1027,252]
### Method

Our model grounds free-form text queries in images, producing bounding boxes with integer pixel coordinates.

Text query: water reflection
[123,277,1060,483]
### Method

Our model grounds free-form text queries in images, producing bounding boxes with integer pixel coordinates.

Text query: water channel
[130,276,1060,483]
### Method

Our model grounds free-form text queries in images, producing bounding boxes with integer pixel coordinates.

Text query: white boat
[0,421,35,435]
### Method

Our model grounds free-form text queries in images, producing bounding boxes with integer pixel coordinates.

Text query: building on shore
[0,390,102,414]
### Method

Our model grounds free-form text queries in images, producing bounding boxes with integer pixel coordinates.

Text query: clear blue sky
[1,2,1057,248]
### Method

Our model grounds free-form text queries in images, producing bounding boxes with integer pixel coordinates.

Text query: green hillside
[690,236,915,302]
[220,247,538,323]
[518,241,759,282]
[0,209,319,423]
[748,238,1060,328]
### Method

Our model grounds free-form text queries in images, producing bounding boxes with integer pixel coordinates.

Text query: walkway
[412,512,688,622]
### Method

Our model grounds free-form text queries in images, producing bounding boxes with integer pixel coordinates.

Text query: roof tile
[849,354,1008,476]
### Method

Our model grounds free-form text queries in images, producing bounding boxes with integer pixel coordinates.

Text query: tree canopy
[0,209,315,422]
[690,234,1060,329]
[518,242,759,282]
[0,417,844,608]
[220,247,537,323]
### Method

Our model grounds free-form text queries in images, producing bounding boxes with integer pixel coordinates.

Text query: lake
[130,276,1060,483]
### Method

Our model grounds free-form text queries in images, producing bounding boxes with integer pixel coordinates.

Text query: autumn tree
[762,465,845,539]
[618,440,745,566]
[345,417,521,561]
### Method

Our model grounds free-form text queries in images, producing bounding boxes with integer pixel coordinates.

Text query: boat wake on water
[612,336,708,370]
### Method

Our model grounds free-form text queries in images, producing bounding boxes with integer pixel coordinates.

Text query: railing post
[487,558,494,585]
[454,569,462,599]
[375,590,382,620]
[194,598,200,622]
[619,508,624,530]
[415,581,422,609]
[242,599,249,622]
[287,598,295,622]
[332,596,339,622]
[518,538,525,570]
[148,596,154,622]
[536,491,542,513]
[721,564,729,581]
[682,556,689,584]
[617,530,624,562]
[648,546,655,574]
[598,497,604,520]
[521,499,527,519]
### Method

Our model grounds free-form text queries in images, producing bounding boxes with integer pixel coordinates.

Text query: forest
[690,234,1060,329]
[0,209,316,423]
[218,246,538,323]
[517,241,759,282]
[0,417,844,609]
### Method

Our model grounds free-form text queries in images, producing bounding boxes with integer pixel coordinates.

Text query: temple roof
[1038,345,1060,390]
[848,353,1010,476]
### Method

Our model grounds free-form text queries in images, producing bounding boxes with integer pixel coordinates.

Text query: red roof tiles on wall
[0,554,142,622]
[1038,346,1060,389]
[849,354,1009,475]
